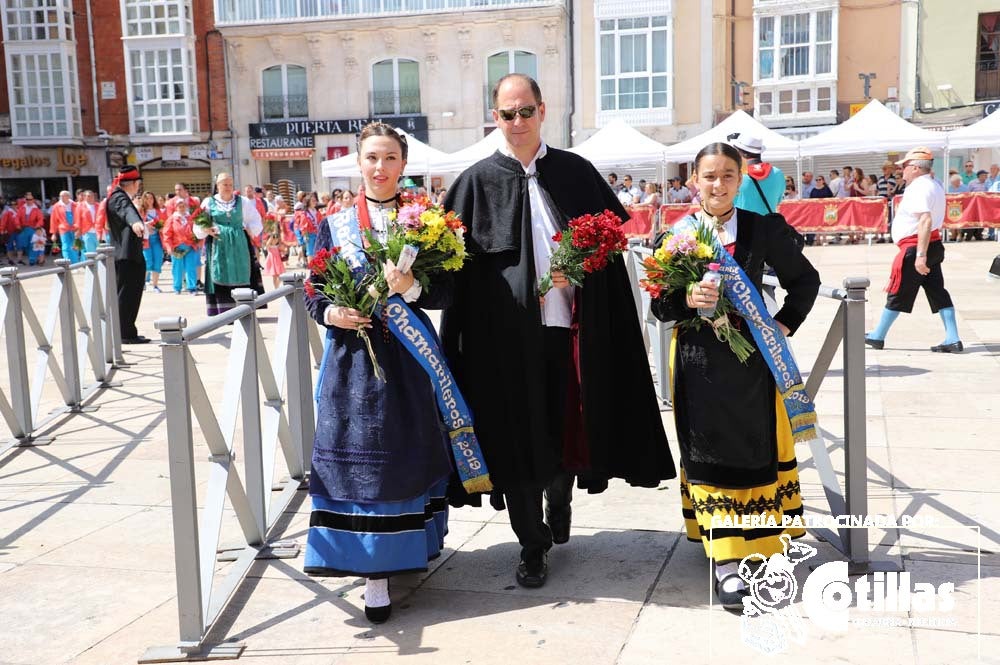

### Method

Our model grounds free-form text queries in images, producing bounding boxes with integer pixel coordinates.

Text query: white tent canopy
[431,128,507,173]
[945,109,1000,150]
[798,99,948,157]
[320,130,449,178]
[566,119,670,169]
[660,110,800,162]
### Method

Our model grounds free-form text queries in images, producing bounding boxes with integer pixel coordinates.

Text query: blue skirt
[304,478,448,579]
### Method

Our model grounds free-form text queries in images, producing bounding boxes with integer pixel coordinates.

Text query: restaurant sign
[251,148,315,160]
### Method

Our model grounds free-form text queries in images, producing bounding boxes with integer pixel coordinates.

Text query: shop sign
[248,135,315,150]
[162,146,182,161]
[189,146,208,160]
[0,154,51,171]
[251,148,315,160]
[56,147,88,176]
[983,101,1000,117]
[134,146,155,162]
[101,81,117,99]
[327,146,349,160]
[249,115,428,140]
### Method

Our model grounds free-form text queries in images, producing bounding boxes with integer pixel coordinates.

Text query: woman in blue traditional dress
[303,122,453,624]
[193,172,263,316]
[650,142,820,610]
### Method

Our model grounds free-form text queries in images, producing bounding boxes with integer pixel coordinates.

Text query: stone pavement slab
[0,243,997,664]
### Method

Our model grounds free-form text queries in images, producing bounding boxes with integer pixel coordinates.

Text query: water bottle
[697,262,722,318]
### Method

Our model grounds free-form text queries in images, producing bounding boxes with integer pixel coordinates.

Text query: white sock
[715,562,746,593]
[365,578,390,607]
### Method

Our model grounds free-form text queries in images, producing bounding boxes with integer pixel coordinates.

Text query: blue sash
[676,215,818,442]
[328,211,493,493]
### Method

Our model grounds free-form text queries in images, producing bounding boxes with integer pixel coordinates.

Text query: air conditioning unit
[885,101,901,116]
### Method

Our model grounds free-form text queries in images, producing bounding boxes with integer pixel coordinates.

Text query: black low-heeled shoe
[930,341,963,353]
[715,574,750,611]
[864,335,885,350]
[364,602,392,624]
[515,552,548,588]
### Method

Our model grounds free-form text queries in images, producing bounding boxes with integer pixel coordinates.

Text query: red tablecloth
[892,192,1000,229]
[778,198,888,233]
[621,207,653,237]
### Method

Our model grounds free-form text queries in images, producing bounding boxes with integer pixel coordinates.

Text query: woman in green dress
[193,172,264,316]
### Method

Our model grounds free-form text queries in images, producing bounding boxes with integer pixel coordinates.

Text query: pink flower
[397,204,424,230]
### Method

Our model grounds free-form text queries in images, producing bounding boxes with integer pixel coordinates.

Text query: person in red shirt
[164,183,201,217]
[77,191,97,253]
[161,197,201,294]
[293,192,320,262]
[49,190,82,262]
[17,193,45,265]
[1,198,17,265]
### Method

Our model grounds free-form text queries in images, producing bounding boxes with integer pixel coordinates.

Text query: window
[753,4,837,123]
[128,46,197,135]
[755,9,834,83]
[372,59,420,115]
[485,50,537,120]
[123,0,191,36]
[598,16,670,114]
[3,0,74,41]
[976,12,1000,100]
[9,51,82,139]
[262,65,308,120]
[2,0,82,141]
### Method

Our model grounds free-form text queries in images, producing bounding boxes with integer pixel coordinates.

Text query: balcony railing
[259,94,309,122]
[370,89,421,116]
[975,58,1000,101]
[216,0,561,25]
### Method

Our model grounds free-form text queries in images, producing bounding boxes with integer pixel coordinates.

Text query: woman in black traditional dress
[651,142,820,609]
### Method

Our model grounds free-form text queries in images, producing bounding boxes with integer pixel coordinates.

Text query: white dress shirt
[500,141,574,328]
[194,194,263,238]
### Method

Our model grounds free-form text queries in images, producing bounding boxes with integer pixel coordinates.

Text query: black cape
[441,148,676,505]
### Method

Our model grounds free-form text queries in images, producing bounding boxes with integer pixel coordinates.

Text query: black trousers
[885,240,954,314]
[116,258,146,339]
[504,327,575,562]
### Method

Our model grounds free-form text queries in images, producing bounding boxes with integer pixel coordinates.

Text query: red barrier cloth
[658,204,700,229]
[891,192,1000,229]
[777,197,888,233]
[621,206,653,237]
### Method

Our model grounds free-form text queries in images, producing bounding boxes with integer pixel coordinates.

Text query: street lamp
[858,72,877,100]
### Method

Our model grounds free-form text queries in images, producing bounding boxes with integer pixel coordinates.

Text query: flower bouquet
[263,214,281,241]
[191,210,213,230]
[639,222,755,362]
[537,209,627,296]
[72,236,84,252]
[151,218,165,232]
[362,193,467,303]
[304,246,384,380]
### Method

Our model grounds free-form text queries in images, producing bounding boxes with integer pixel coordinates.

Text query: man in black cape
[105,165,149,344]
[442,74,675,588]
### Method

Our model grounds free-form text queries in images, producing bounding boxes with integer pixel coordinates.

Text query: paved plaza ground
[1,241,999,665]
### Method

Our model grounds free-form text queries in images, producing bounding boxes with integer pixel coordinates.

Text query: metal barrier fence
[142,273,318,663]
[0,248,123,454]
[626,245,891,575]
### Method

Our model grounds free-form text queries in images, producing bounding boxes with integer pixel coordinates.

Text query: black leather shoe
[515,553,548,588]
[122,336,151,344]
[715,575,750,611]
[546,506,571,545]
[364,603,392,624]
[930,341,963,353]
[864,335,885,350]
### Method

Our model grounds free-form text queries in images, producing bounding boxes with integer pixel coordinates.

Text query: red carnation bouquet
[304,246,384,380]
[538,209,627,296]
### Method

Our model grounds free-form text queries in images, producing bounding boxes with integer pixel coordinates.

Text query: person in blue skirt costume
[303,121,453,624]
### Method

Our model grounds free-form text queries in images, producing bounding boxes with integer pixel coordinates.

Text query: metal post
[282,273,315,478]
[233,288,266,543]
[154,316,206,647]
[55,259,83,409]
[83,253,108,384]
[842,276,879,574]
[100,247,126,367]
[1,267,33,442]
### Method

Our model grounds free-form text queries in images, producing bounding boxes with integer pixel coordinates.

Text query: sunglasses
[496,105,538,122]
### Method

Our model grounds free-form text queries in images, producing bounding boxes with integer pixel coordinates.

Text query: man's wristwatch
[916,251,926,257]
